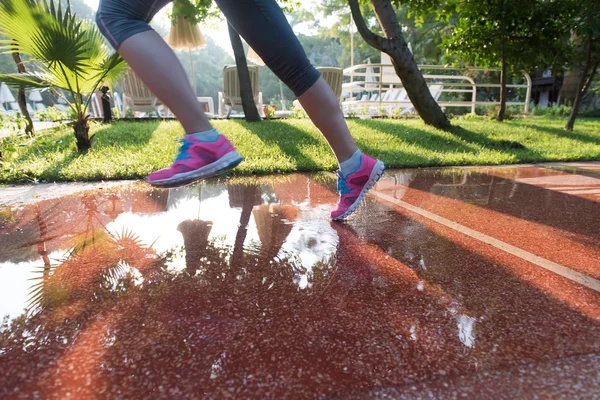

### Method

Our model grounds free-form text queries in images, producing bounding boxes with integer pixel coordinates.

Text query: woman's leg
[117,31,213,134]
[96,0,242,187]
[215,0,385,219]
[96,0,211,134]
[214,0,359,164]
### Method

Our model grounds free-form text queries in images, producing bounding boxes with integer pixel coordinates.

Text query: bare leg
[118,30,213,134]
[297,77,358,163]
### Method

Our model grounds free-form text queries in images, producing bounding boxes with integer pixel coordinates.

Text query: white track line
[369,190,600,293]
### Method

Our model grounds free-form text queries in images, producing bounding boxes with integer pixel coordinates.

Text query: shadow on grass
[230,119,326,171]
[507,120,600,146]
[92,120,162,150]
[6,122,161,183]
[352,119,477,155]
[354,137,433,168]
[233,119,438,170]
[450,126,528,151]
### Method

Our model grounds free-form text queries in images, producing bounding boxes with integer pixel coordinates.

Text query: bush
[264,105,276,120]
[290,106,307,119]
[0,112,28,133]
[34,106,68,122]
[580,109,600,118]
[358,106,369,116]
[473,104,524,119]
[529,105,572,117]
[444,106,471,116]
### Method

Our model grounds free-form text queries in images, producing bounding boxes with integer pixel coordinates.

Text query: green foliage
[264,105,276,119]
[531,105,573,117]
[0,0,127,118]
[0,110,27,132]
[314,0,381,66]
[474,104,524,118]
[290,105,307,119]
[171,0,216,24]
[171,0,298,25]
[34,105,67,122]
[442,0,574,73]
[317,0,452,65]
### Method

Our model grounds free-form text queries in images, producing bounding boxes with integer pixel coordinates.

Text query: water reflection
[1,169,599,398]
[0,175,341,326]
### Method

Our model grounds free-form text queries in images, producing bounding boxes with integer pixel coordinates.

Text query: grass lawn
[1,116,599,183]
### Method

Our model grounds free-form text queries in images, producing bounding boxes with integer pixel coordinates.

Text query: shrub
[34,106,68,122]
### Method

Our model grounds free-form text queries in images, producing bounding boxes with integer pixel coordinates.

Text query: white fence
[342,64,532,115]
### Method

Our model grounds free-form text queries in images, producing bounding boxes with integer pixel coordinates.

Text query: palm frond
[26,264,58,313]
[0,0,127,97]
[0,71,49,88]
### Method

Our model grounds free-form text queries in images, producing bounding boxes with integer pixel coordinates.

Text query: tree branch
[348,0,391,52]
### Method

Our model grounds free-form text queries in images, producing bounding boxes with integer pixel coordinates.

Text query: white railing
[342,64,532,114]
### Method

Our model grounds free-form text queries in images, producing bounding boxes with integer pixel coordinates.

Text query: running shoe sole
[147,151,244,188]
[332,161,386,221]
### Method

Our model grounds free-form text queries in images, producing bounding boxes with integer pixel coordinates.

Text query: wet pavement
[1,163,599,399]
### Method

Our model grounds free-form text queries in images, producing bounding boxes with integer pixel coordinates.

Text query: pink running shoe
[146,134,243,188]
[331,154,385,221]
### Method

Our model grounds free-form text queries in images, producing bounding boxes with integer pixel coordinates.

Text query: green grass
[1,116,599,183]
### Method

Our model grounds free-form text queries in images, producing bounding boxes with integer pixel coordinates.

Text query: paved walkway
[1,163,599,398]
[0,121,59,139]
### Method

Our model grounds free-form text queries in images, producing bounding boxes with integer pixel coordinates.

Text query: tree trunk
[497,49,507,121]
[11,51,34,136]
[73,114,92,152]
[348,0,450,130]
[581,61,598,95]
[566,36,594,131]
[227,23,261,122]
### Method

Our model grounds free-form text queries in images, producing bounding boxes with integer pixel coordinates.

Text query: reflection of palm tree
[27,194,157,314]
[177,219,212,275]
[2,189,343,395]
[252,204,299,261]
[34,204,50,269]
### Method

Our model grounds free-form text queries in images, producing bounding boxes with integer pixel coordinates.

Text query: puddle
[1,168,599,398]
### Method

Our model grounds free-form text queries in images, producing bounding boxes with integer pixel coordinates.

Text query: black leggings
[96,0,321,96]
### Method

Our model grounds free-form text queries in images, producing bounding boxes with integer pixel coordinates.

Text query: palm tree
[0,0,127,152]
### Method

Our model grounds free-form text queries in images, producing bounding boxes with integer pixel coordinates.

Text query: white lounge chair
[218,65,263,118]
[121,69,163,117]
[293,67,344,111]
[197,97,215,118]
[54,104,69,113]
[112,92,122,116]
[317,67,343,104]
[89,93,102,118]
[9,102,20,114]
[399,84,444,116]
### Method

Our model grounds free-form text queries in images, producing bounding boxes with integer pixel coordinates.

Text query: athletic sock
[187,128,220,142]
[339,149,363,176]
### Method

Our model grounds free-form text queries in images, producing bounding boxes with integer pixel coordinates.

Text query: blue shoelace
[174,138,193,162]
[337,171,352,195]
